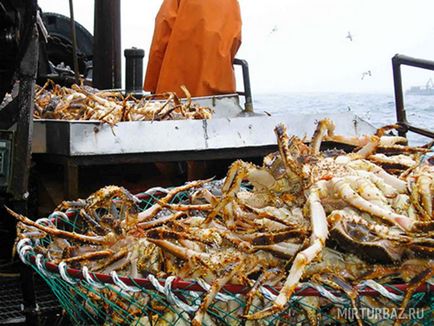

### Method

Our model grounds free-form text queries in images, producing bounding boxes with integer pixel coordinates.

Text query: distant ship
[406,78,434,95]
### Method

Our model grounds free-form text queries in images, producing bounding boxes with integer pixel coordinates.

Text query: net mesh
[19,190,434,326]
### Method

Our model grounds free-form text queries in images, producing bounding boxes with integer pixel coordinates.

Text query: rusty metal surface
[8,25,38,200]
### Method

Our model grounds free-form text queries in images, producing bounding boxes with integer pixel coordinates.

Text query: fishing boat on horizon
[406,77,434,95]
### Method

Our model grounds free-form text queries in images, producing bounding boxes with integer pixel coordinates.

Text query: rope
[82,266,105,289]
[148,274,166,294]
[358,280,403,302]
[148,274,200,313]
[36,254,54,279]
[17,238,32,257]
[164,276,199,313]
[59,262,79,285]
[197,278,233,302]
[259,286,277,301]
[48,211,70,222]
[110,271,140,292]
[306,283,348,305]
[35,217,55,227]
[18,244,33,265]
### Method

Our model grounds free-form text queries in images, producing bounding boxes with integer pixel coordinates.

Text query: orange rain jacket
[144,0,242,97]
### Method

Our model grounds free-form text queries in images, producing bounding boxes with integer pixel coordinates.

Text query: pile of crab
[33,80,213,124]
[10,119,434,325]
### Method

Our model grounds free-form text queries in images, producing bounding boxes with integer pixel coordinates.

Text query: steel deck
[0,274,62,325]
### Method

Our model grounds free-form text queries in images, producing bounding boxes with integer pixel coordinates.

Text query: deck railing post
[233,58,253,113]
[391,54,434,139]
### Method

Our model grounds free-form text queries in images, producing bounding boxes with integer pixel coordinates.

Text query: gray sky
[39,0,434,94]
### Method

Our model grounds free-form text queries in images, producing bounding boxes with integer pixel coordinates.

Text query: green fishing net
[17,190,434,326]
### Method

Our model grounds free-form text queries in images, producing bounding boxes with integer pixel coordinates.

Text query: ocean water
[253,92,434,146]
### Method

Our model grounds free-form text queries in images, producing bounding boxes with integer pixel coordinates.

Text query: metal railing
[392,54,434,139]
[234,58,253,112]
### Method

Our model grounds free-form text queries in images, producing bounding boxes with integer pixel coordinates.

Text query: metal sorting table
[32,94,376,198]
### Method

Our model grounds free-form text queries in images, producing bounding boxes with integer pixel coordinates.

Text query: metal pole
[233,58,254,112]
[9,25,38,199]
[93,0,121,89]
[68,0,80,84]
[392,55,406,131]
[14,19,39,326]
[392,54,434,139]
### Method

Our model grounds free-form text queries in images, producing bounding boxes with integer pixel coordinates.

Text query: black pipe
[392,54,434,139]
[124,47,144,95]
[392,56,406,136]
[93,0,121,89]
[68,0,80,84]
[233,58,253,112]
[393,54,434,71]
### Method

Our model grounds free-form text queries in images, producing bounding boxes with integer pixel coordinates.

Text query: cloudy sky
[38,0,434,94]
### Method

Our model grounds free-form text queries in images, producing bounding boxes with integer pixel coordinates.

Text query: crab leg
[355,170,400,198]
[53,250,113,265]
[329,210,408,241]
[93,247,129,272]
[252,242,301,259]
[147,239,210,261]
[6,207,106,245]
[394,267,434,326]
[245,188,328,320]
[368,153,417,170]
[417,173,433,218]
[157,202,212,212]
[274,125,305,180]
[79,209,107,234]
[207,221,252,251]
[310,118,335,155]
[192,262,242,326]
[138,179,212,223]
[137,211,186,230]
[146,228,214,245]
[353,135,380,158]
[191,188,218,206]
[153,92,176,119]
[204,161,246,224]
[240,229,307,245]
[354,177,389,205]
[317,274,363,326]
[243,268,283,317]
[331,178,414,231]
[409,182,432,221]
[240,204,301,229]
[348,160,407,193]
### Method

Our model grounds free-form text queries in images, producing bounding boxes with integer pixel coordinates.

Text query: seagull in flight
[346,31,353,42]
[269,25,278,35]
[361,70,372,80]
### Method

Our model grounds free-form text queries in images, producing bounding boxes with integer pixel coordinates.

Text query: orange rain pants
[143,0,242,97]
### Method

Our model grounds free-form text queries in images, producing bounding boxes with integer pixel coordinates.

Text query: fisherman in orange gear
[144,0,242,97]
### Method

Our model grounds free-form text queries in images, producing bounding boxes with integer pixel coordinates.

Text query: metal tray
[32,112,375,158]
